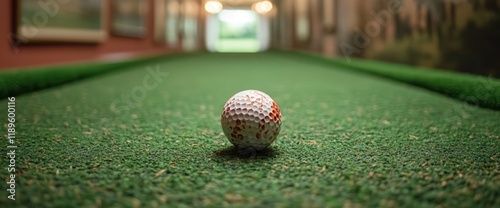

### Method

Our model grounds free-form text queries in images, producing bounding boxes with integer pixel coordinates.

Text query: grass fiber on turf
[277,50,500,110]
[0,52,499,207]
[0,52,198,99]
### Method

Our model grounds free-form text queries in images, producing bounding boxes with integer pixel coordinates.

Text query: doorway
[206,9,270,52]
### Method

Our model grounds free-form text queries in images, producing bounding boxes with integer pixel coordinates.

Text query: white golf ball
[221,90,282,150]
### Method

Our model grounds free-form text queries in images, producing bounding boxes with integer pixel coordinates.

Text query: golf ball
[221,90,282,150]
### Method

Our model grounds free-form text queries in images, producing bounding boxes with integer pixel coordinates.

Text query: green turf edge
[0,51,204,99]
[274,50,500,110]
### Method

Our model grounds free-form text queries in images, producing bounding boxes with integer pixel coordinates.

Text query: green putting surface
[1,52,499,207]
[0,52,194,99]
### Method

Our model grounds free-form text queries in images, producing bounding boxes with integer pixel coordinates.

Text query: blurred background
[0,0,498,77]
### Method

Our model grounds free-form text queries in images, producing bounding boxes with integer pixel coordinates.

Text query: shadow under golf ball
[213,145,280,160]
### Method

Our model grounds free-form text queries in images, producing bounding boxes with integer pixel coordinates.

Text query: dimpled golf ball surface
[221,90,282,150]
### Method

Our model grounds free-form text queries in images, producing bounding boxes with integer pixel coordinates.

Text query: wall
[0,0,192,69]
[271,0,500,77]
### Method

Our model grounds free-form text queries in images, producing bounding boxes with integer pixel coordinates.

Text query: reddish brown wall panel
[0,0,180,70]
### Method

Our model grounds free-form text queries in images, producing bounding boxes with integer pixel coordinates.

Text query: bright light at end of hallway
[252,1,273,14]
[218,10,256,25]
[205,0,223,14]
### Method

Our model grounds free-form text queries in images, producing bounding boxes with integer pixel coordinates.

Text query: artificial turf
[0,52,194,99]
[279,50,500,110]
[0,52,499,207]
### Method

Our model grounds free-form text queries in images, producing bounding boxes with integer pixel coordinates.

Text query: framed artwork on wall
[154,0,167,43]
[181,0,200,50]
[111,0,146,38]
[295,0,310,42]
[16,0,105,43]
[154,0,180,46]
[165,0,181,47]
